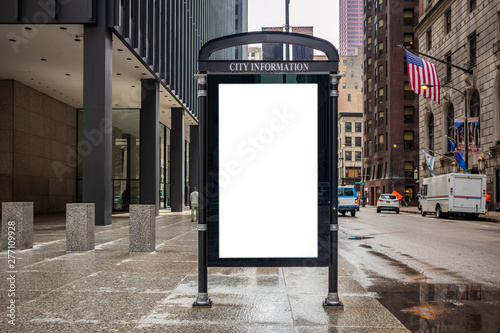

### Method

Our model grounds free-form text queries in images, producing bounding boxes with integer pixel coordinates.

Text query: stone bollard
[2,202,34,250]
[66,203,95,251]
[129,205,156,252]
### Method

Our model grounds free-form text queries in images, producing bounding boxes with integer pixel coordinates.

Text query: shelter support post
[193,74,212,308]
[325,74,343,307]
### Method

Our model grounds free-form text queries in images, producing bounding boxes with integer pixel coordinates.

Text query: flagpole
[398,45,473,75]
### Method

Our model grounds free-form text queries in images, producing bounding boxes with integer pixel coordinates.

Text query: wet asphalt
[0,210,410,332]
[339,206,500,333]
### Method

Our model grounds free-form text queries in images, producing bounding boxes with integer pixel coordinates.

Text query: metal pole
[193,74,211,308]
[285,0,290,61]
[464,89,468,170]
[361,146,364,205]
[325,74,343,307]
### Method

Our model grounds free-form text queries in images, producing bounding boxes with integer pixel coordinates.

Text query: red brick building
[362,0,420,205]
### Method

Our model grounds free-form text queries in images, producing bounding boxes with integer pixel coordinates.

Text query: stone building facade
[339,46,364,192]
[415,0,500,208]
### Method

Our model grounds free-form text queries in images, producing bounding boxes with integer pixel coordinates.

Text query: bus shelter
[193,32,342,307]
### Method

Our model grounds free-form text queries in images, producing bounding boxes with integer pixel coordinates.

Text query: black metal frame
[193,32,342,307]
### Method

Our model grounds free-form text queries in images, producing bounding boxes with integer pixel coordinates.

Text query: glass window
[346,167,361,178]
[345,122,352,132]
[342,83,346,89]
[404,33,414,49]
[368,140,373,155]
[428,113,434,151]
[351,71,354,78]
[378,111,384,126]
[355,122,362,132]
[378,65,383,80]
[378,42,384,57]
[469,90,480,149]
[447,104,454,151]
[343,59,347,65]
[368,78,372,92]
[344,187,355,196]
[378,134,384,152]
[106,109,141,211]
[470,0,476,12]
[404,131,414,149]
[345,137,352,146]
[367,99,372,112]
[355,137,362,147]
[355,151,362,161]
[469,33,477,67]
[368,120,373,133]
[445,9,451,34]
[378,88,384,103]
[345,151,352,161]
[404,9,414,25]
[445,52,452,83]
[404,106,414,123]
[404,82,414,99]
[427,29,432,50]
[404,161,415,178]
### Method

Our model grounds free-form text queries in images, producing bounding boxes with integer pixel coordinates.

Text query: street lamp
[478,155,485,173]
[422,84,468,169]
[390,144,397,191]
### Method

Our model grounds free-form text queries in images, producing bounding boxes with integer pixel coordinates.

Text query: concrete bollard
[66,203,95,251]
[129,205,156,252]
[2,202,34,250]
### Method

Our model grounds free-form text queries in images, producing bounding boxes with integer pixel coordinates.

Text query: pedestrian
[404,192,411,207]
[190,187,199,222]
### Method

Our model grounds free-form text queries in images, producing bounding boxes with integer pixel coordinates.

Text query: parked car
[377,194,400,213]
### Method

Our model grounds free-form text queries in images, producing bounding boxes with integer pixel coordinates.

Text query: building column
[170,108,185,212]
[140,79,160,216]
[82,1,113,226]
[189,125,199,190]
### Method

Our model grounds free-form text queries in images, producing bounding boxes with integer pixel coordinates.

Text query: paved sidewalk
[1,211,409,332]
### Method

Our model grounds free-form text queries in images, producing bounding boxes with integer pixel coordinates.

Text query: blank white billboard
[218,83,318,258]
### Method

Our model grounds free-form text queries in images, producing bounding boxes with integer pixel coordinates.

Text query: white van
[420,173,487,219]
[338,186,357,217]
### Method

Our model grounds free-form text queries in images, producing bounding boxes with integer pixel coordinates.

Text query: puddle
[371,282,500,332]
[347,236,373,240]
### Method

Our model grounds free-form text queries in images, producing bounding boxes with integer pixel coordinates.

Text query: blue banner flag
[449,139,465,170]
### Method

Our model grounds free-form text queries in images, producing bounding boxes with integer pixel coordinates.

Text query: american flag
[405,50,440,104]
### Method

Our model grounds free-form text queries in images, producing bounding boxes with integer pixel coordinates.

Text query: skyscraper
[339,0,363,55]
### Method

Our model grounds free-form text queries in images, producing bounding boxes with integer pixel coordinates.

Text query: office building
[339,0,363,55]
[338,46,364,192]
[362,0,420,205]
[0,1,241,225]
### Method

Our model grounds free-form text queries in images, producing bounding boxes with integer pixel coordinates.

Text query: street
[338,206,500,333]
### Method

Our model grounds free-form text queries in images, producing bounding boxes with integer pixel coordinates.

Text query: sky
[247,0,340,49]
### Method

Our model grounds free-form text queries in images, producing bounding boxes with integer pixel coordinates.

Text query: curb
[399,209,500,223]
